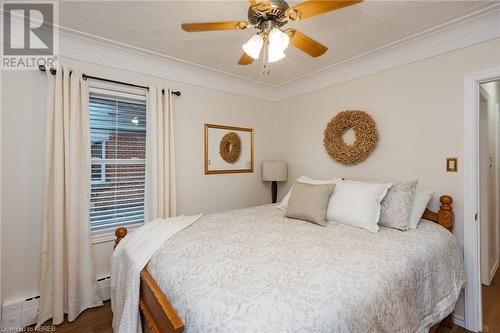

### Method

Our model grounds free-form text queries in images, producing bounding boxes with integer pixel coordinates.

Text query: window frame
[91,140,106,185]
[87,79,148,244]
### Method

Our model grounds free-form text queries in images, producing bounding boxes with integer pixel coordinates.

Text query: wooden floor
[481,269,500,333]
[36,302,112,333]
[39,271,500,333]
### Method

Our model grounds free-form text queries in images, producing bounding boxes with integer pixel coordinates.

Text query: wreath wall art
[323,110,379,166]
[219,132,241,163]
[205,124,254,175]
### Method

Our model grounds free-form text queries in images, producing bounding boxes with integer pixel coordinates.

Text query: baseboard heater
[1,276,111,330]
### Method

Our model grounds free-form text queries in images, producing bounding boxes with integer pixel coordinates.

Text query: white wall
[1,58,275,304]
[272,38,500,319]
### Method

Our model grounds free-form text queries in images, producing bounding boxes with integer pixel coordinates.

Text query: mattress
[147,205,465,333]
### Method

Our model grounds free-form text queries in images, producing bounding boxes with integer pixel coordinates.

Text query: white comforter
[147,205,466,333]
[110,214,202,333]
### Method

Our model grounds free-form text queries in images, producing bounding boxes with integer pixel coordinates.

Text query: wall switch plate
[447,158,458,172]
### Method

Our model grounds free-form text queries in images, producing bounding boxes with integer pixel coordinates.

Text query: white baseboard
[453,314,466,328]
[489,260,499,284]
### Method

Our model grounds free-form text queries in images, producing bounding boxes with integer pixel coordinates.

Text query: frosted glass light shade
[262,161,288,181]
[269,28,289,50]
[268,28,289,63]
[242,34,263,59]
[268,49,286,63]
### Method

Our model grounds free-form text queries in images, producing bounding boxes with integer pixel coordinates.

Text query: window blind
[89,84,147,233]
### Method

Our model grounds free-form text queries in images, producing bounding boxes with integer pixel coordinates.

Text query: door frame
[464,67,500,331]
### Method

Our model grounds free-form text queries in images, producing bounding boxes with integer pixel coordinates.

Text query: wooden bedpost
[115,227,128,249]
[434,196,455,330]
[437,195,454,231]
[422,195,454,232]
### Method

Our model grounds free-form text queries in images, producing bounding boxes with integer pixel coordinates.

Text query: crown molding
[272,4,500,101]
[51,3,500,102]
[58,31,276,101]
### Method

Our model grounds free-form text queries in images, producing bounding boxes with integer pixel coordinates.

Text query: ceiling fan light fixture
[181,0,365,66]
[242,34,264,59]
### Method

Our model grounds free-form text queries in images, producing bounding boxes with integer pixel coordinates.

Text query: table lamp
[262,161,288,203]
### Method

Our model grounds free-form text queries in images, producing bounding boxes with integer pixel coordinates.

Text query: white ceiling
[59,0,494,85]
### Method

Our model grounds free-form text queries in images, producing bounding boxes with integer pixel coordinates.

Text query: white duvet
[146,205,466,333]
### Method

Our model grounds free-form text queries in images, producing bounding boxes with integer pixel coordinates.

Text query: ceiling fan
[181,0,363,68]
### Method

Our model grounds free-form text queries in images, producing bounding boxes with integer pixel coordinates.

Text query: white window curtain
[37,66,103,327]
[145,87,177,221]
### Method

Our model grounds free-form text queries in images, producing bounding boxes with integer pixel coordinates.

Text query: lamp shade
[262,161,287,182]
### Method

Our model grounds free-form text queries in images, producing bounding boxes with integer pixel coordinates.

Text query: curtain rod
[38,65,181,96]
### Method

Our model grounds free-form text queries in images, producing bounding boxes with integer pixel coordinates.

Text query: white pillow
[408,191,433,229]
[277,176,341,210]
[326,180,392,233]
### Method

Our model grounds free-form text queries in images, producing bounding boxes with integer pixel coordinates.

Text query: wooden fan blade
[181,21,248,32]
[289,0,362,20]
[289,29,328,57]
[238,53,254,65]
[249,0,271,7]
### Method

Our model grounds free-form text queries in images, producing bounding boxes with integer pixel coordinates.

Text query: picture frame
[204,123,254,175]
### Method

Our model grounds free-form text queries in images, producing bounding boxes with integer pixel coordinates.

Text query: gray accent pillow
[379,180,418,231]
[286,182,335,226]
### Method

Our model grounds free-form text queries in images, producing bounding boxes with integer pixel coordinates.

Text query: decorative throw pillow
[286,182,335,226]
[326,180,392,233]
[379,180,418,231]
[408,191,433,229]
[277,176,341,210]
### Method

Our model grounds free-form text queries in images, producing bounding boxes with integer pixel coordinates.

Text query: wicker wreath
[323,110,379,165]
[219,132,241,163]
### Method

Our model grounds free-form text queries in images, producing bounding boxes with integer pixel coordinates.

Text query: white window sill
[91,223,143,245]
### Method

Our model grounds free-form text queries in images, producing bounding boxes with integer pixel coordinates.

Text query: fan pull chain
[262,37,271,76]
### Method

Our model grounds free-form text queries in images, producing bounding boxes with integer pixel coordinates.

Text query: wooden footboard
[114,195,456,333]
[139,269,184,333]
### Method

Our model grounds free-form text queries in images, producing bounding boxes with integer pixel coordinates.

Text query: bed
[113,195,464,333]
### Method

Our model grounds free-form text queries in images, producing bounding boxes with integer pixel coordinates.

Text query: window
[89,81,147,236]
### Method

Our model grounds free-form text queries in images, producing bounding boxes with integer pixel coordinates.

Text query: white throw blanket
[111,215,202,333]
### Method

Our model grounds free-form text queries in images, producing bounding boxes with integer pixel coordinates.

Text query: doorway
[479,80,500,332]
[464,68,500,332]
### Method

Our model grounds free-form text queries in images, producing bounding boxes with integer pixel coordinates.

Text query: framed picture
[204,123,254,174]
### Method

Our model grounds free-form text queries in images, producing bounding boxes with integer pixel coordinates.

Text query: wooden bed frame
[114,195,456,333]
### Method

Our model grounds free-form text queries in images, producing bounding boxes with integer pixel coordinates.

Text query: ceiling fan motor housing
[248,0,290,28]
